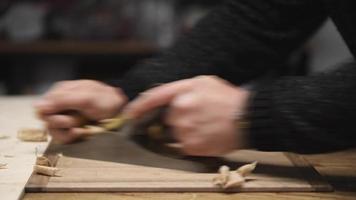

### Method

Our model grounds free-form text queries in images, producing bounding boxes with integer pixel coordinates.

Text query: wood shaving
[33,165,59,176]
[213,161,257,189]
[0,163,7,169]
[99,115,127,130]
[36,156,52,167]
[212,165,230,187]
[17,128,48,142]
[33,154,60,176]
[236,161,258,177]
[0,134,9,139]
[78,115,127,138]
[223,173,245,189]
[82,125,106,135]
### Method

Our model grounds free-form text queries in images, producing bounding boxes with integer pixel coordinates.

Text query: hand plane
[83,107,182,157]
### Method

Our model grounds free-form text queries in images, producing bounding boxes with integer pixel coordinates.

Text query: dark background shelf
[0,0,219,94]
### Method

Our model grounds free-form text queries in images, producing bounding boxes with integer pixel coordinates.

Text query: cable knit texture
[119,0,356,153]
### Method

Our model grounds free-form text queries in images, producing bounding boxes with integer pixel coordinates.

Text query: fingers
[35,92,94,115]
[43,114,86,129]
[44,114,87,144]
[49,128,84,144]
[34,80,129,144]
[124,79,192,119]
[35,80,127,121]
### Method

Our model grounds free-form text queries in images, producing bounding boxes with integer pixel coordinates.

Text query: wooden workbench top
[1,96,355,200]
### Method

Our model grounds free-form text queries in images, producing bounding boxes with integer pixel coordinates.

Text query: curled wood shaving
[212,165,230,187]
[223,173,245,189]
[33,165,59,176]
[34,154,61,176]
[17,128,48,142]
[0,163,7,169]
[36,156,52,167]
[236,161,258,177]
[219,165,230,182]
[213,161,257,189]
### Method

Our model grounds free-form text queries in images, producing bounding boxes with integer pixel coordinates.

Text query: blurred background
[0,0,352,95]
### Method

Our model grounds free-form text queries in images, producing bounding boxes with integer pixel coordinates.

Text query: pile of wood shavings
[33,155,61,176]
[213,161,257,189]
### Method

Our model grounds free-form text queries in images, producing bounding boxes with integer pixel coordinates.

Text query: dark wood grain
[25,132,331,193]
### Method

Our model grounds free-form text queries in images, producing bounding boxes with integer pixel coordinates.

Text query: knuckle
[114,87,124,94]
[183,80,194,88]
[138,91,151,99]
[64,117,79,127]
[47,116,67,128]
[78,79,96,85]
[54,81,71,88]
[173,120,195,130]
[195,75,208,80]
[44,90,70,104]
[79,80,105,89]
[172,96,198,111]
[195,75,213,81]
[79,94,95,108]
[194,75,220,84]
[113,88,128,104]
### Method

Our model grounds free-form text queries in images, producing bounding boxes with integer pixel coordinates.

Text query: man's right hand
[34,80,127,144]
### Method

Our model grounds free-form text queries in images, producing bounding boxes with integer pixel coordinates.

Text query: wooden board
[25,133,332,192]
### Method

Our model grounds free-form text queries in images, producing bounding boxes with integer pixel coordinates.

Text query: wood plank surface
[24,149,356,200]
[26,132,331,192]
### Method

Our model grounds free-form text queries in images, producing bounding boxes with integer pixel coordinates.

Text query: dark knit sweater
[120,0,356,153]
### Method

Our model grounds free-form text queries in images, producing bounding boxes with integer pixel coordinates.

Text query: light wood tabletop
[0,96,355,200]
[0,96,49,200]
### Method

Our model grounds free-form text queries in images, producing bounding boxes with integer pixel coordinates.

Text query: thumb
[124,79,193,119]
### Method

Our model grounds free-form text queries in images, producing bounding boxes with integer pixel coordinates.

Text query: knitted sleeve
[119,0,327,99]
[248,62,356,153]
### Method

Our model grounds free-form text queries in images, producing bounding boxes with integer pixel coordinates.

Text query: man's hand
[124,76,250,156]
[34,80,127,144]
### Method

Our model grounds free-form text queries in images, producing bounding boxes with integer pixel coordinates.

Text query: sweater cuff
[246,85,295,152]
